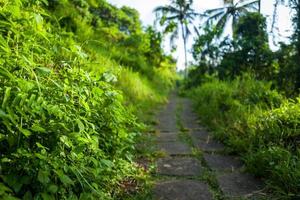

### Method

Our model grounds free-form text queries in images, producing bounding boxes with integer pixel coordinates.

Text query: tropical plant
[205,0,259,37]
[217,13,274,80]
[271,0,300,93]
[289,0,300,91]
[154,0,200,77]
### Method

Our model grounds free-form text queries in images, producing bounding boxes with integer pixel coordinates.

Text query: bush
[245,147,292,177]
[251,99,300,149]
[245,147,300,197]
[190,74,283,142]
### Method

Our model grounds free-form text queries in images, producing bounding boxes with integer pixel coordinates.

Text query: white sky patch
[107,0,294,71]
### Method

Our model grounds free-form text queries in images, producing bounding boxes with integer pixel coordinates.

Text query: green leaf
[79,193,93,200]
[18,80,35,92]
[60,174,73,186]
[35,152,47,160]
[31,124,46,133]
[55,170,74,186]
[0,133,5,142]
[47,185,58,194]
[2,87,11,108]
[0,109,7,118]
[0,35,11,54]
[41,193,55,200]
[0,66,13,79]
[5,196,19,200]
[19,128,31,137]
[23,191,32,200]
[34,13,43,26]
[0,182,12,196]
[36,142,49,150]
[100,159,113,168]
[2,174,23,193]
[76,119,85,132]
[36,67,51,75]
[67,194,78,200]
[1,157,10,163]
[60,136,72,148]
[38,170,50,184]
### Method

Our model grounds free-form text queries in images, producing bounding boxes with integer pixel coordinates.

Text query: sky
[107,0,293,70]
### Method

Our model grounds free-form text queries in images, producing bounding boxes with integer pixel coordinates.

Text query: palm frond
[185,25,192,40]
[240,3,258,11]
[165,15,180,21]
[153,5,180,15]
[215,14,230,36]
[170,26,179,47]
[235,7,250,15]
[232,14,238,36]
[205,7,226,15]
[207,11,226,22]
[203,0,259,39]
[186,11,206,20]
[237,0,259,9]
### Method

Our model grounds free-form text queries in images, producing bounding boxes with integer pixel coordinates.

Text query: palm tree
[205,0,259,37]
[154,0,200,77]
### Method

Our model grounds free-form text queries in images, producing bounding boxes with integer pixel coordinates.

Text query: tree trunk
[181,22,188,78]
[258,0,261,13]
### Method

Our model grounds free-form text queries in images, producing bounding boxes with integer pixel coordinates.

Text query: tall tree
[276,0,300,91]
[217,13,273,79]
[288,0,300,91]
[154,0,199,77]
[205,0,259,37]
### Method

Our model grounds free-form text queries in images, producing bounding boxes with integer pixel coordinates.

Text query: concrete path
[152,94,265,200]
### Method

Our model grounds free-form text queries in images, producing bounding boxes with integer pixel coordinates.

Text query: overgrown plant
[0,0,176,199]
[190,74,300,198]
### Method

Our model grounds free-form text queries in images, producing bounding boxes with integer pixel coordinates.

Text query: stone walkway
[152,94,265,200]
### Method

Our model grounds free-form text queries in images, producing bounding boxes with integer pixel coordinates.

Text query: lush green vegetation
[0,0,176,199]
[2,0,300,199]
[190,76,300,198]
[181,0,300,198]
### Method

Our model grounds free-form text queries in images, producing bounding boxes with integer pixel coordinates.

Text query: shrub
[251,99,300,149]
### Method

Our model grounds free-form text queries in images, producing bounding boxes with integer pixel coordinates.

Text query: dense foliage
[0,0,176,199]
[183,0,300,198]
[190,76,300,198]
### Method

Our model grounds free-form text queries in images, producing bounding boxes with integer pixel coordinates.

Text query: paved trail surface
[152,94,264,200]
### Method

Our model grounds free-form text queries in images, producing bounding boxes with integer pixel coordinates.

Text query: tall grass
[190,74,300,198]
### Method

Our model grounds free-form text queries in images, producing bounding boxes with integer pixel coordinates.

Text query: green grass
[189,74,300,198]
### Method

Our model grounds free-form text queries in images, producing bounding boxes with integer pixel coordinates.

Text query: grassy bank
[0,0,176,199]
[189,75,300,199]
